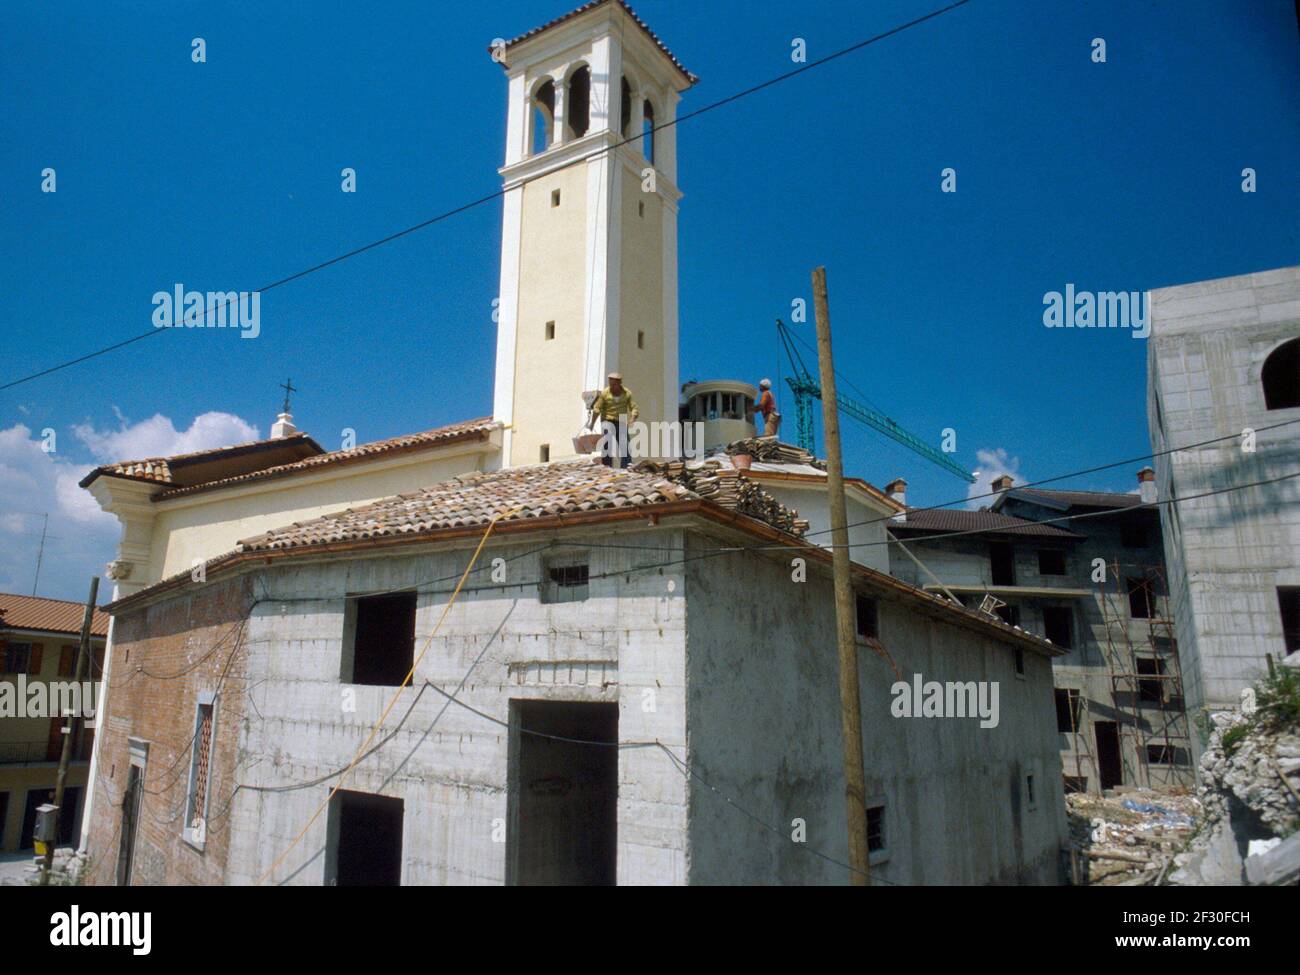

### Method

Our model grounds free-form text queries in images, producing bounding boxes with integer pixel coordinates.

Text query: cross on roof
[280,378,298,414]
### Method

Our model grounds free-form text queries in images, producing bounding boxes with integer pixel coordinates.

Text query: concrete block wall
[685,536,1068,884]
[222,526,689,886]
[886,518,1194,793]
[1147,266,1300,732]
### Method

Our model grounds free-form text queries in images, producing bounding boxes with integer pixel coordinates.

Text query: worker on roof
[588,372,639,469]
[750,378,781,437]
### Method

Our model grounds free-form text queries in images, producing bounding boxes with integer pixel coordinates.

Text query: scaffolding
[1096,561,1194,792]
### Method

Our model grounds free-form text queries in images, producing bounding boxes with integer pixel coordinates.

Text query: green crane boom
[776,319,975,483]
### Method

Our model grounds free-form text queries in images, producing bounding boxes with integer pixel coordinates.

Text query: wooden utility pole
[811,266,870,886]
[40,575,98,886]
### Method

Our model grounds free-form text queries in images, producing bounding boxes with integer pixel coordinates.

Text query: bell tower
[490,1,696,466]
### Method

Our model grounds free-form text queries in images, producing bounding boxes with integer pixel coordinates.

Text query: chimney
[884,477,907,522]
[271,412,298,439]
[1137,466,1157,504]
[991,474,1015,493]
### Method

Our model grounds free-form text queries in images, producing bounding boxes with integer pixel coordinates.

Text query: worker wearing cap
[588,372,639,468]
[751,378,781,437]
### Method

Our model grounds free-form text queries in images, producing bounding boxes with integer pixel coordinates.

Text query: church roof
[78,433,324,490]
[154,418,500,500]
[495,0,698,86]
[78,418,498,501]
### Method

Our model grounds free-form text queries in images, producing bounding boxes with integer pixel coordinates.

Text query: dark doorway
[116,765,144,885]
[330,790,403,886]
[509,700,618,885]
[1095,721,1123,790]
[989,542,1016,586]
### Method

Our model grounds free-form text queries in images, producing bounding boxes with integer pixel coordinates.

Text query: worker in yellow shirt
[588,372,638,468]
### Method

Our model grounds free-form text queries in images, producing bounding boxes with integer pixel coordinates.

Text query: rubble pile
[1168,707,1300,886]
[1067,789,1201,886]
[636,459,810,536]
[724,436,825,469]
[18,848,87,886]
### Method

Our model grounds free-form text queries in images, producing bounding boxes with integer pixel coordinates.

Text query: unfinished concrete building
[887,474,1195,795]
[1147,265,1300,762]
[77,1,1074,885]
[83,461,1068,885]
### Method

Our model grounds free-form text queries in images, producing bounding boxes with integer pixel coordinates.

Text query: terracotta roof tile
[79,432,323,489]
[235,460,714,553]
[0,593,109,637]
[1012,488,1144,510]
[494,0,697,85]
[155,418,500,500]
[890,507,1082,539]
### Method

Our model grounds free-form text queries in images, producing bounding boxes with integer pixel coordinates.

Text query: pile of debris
[1167,686,1300,885]
[635,459,810,536]
[724,436,825,469]
[1067,789,1201,886]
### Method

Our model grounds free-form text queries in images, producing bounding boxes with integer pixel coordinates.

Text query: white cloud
[72,411,258,463]
[967,446,1022,508]
[0,411,259,601]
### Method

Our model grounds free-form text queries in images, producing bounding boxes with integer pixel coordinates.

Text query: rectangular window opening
[543,557,590,604]
[855,594,879,640]
[1055,688,1082,733]
[866,802,886,856]
[184,699,216,845]
[1042,606,1073,649]
[1127,577,1152,619]
[1136,657,1166,703]
[989,542,1015,586]
[1037,549,1066,576]
[551,189,561,207]
[343,591,417,686]
[1279,587,1300,653]
[539,444,550,463]
[545,320,555,340]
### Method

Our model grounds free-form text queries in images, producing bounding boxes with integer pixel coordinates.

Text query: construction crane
[776,318,975,483]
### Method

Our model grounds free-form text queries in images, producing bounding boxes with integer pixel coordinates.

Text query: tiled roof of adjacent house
[0,593,109,637]
[237,459,715,553]
[155,418,501,500]
[1009,488,1144,510]
[494,0,698,85]
[890,507,1082,538]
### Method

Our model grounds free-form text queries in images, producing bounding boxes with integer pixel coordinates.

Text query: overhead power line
[1,0,974,392]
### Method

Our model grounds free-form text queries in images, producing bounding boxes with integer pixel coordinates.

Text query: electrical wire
[1,0,975,393]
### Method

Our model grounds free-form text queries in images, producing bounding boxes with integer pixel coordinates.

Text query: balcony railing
[0,737,92,765]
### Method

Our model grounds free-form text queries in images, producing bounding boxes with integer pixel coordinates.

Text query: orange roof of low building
[0,592,109,638]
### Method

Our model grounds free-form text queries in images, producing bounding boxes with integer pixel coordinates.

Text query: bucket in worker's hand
[573,430,603,454]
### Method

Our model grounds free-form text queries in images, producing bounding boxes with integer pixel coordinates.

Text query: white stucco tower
[490,1,696,467]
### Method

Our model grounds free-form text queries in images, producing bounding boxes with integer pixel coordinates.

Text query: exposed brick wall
[83,575,253,885]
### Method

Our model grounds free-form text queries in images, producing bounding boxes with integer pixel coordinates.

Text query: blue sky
[2,0,1298,601]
